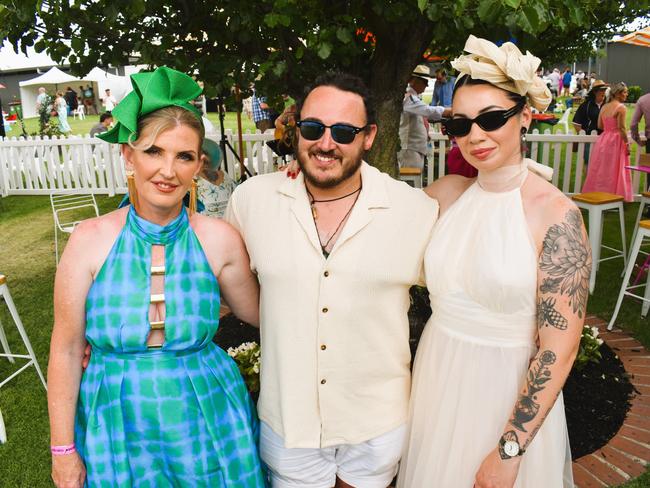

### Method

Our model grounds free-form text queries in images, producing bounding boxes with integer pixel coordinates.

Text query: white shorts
[260,422,407,488]
[397,148,425,169]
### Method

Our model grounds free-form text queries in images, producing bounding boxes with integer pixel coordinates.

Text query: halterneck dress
[75,206,266,487]
[582,116,632,202]
[397,166,574,487]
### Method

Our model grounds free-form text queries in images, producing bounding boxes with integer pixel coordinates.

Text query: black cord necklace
[308,183,362,257]
[306,185,362,220]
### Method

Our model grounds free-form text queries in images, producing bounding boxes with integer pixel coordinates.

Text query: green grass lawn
[0,193,649,485]
[9,111,257,138]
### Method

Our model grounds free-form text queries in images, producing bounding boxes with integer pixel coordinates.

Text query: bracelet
[51,444,76,456]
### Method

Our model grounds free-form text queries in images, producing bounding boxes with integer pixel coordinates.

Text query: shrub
[574,325,603,370]
[627,85,642,104]
[227,341,261,393]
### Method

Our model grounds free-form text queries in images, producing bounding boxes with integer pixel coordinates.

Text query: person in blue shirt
[430,68,456,108]
[562,67,572,97]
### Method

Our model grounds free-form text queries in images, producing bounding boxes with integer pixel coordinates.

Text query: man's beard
[297,149,364,189]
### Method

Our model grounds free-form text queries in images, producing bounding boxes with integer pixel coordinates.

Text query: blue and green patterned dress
[75,206,266,487]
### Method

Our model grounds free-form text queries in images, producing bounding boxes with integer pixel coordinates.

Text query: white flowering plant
[227,341,261,394]
[574,325,604,370]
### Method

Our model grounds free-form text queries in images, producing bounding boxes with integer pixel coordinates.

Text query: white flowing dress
[397,175,574,487]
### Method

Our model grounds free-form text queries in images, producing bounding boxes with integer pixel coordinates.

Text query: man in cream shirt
[226,72,438,488]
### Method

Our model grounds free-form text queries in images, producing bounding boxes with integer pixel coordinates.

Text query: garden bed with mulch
[215,286,635,461]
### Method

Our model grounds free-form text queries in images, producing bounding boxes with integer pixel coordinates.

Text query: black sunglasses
[443,101,525,137]
[296,120,368,145]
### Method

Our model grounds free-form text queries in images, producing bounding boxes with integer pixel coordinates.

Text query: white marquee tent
[19,66,131,118]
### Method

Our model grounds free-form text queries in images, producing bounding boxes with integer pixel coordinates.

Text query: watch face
[504,440,520,457]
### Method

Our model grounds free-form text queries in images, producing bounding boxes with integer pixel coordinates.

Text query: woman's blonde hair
[128,106,204,151]
[607,82,627,102]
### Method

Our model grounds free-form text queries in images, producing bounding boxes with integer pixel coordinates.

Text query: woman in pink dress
[581,82,632,201]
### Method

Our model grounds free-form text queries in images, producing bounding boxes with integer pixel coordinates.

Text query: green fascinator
[98,66,202,144]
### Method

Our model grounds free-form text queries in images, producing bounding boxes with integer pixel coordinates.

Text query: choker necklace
[308,183,362,257]
[306,186,362,220]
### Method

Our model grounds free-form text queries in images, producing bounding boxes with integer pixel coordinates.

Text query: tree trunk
[366,18,435,177]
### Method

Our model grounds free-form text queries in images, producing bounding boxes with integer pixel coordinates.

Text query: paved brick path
[572,316,650,487]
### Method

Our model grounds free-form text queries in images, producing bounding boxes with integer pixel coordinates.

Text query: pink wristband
[51,444,76,456]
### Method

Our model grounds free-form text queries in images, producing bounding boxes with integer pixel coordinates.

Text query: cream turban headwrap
[451,35,552,112]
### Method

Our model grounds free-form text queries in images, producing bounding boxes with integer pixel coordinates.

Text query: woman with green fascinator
[48,66,266,487]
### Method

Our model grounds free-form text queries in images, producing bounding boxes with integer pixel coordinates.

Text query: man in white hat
[398,65,451,169]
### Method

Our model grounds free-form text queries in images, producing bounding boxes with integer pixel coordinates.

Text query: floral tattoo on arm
[511,350,557,432]
[538,208,591,321]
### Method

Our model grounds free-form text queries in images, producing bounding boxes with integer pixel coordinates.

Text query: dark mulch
[216,286,635,461]
[564,343,635,459]
[214,314,260,351]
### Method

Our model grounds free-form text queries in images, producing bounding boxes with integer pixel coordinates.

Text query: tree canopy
[2,0,648,173]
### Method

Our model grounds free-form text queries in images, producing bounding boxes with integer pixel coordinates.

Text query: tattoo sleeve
[504,208,590,451]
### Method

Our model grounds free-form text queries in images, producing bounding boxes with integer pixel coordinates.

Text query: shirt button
[324,271,329,277]
[321,344,327,350]
[321,379,327,384]
[322,307,328,313]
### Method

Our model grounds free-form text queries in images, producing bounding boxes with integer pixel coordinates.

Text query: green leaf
[336,27,352,43]
[130,0,146,17]
[71,36,83,52]
[517,5,540,33]
[264,13,278,28]
[503,0,521,8]
[477,0,499,23]
[417,0,429,12]
[317,42,332,60]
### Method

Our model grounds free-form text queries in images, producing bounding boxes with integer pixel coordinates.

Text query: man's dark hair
[99,112,113,123]
[296,72,376,126]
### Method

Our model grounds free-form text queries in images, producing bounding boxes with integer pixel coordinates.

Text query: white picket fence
[0,130,284,197]
[0,129,647,197]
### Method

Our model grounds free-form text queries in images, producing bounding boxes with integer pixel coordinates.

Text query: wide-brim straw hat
[412,64,434,79]
[589,80,609,94]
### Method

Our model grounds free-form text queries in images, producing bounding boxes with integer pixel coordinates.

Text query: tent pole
[235,86,245,165]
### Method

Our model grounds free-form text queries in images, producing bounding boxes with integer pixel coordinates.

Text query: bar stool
[399,167,423,188]
[0,274,47,389]
[0,407,5,444]
[572,192,627,294]
[608,220,650,330]
[630,190,650,248]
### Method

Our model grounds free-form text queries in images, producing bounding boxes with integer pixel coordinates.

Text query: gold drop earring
[126,169,139,210]
[189,175,199,216]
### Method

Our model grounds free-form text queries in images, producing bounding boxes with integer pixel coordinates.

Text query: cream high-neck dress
[397,169,574,487]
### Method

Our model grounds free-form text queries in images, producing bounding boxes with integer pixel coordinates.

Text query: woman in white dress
[397,36,591,488]
[55,92,72,134]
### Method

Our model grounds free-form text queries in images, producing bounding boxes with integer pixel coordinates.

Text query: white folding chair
[556,108,572,134]
[50,192,99,264]
[0,407,5,444]
[72,105,85,120]
[0,274,47,444]
[0,274,46,390]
